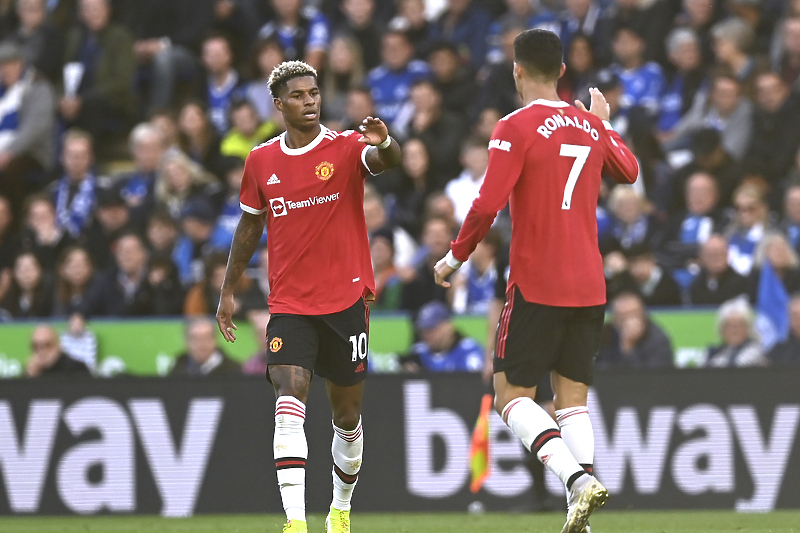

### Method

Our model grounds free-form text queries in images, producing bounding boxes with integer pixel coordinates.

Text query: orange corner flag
[469,393,493,493]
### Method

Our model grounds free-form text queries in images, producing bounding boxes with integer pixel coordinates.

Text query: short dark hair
[513,29,563,80]
[268,61,318,97]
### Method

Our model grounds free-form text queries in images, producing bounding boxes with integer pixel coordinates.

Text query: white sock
[274,396,307,522]
[502,397,586,490]
[556,406,594,475]
[331,417,363,511]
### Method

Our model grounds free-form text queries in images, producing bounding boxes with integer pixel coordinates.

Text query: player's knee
[333,410,360,431]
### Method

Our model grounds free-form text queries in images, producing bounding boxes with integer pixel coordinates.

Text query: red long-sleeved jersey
[451,99,639,307]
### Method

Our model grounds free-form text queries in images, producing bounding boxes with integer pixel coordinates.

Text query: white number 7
[560,144,591,210]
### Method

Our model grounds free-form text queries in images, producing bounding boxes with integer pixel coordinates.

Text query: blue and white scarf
[55,175,96,238]
[0,69,32,152]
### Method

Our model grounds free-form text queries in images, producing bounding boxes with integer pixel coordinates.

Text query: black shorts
[265,298,370,387]
[494,286,604,388]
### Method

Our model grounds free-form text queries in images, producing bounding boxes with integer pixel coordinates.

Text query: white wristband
[444,250,462,269]
[376,136,392,150]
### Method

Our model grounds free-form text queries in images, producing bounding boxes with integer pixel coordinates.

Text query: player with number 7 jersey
[433,30,639,533]
[451,96,638,308]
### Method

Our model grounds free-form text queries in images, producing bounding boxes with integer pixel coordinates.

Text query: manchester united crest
[269,337,283,353]
[315,161,334,181]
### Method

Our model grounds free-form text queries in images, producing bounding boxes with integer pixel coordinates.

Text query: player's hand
[358,116,389,146]
[575,87,610,122]
[433,257,457,288]
[216,292,238,342]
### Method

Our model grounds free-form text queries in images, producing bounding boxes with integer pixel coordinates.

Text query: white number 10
[349,332,367,361]
[559,144,591,210]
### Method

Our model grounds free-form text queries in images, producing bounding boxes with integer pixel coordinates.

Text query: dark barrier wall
[1,369,798,516]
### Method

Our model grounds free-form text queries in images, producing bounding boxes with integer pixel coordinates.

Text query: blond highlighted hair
[268,61,318,97]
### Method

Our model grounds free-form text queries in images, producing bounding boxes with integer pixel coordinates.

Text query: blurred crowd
[3,0,800,373]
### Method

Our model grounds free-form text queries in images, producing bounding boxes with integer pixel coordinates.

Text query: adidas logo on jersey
[267,174,281,185]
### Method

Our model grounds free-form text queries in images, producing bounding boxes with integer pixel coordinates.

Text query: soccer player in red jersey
[434,30,639,533]
[216,61,400,533]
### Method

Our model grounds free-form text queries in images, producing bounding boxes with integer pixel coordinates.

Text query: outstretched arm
[217,211,266,342]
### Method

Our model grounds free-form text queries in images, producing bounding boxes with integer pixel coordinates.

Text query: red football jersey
[451,99,639,307]
[239,126,376,315]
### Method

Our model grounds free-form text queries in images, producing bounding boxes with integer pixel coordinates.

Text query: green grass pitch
[0,511,798,533]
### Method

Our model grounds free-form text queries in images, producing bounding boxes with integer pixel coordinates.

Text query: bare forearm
[365,139,402,174]
[222,212,264,293]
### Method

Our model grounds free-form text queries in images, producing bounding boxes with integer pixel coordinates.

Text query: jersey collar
[280,125,329,156]
[528,99,570,108]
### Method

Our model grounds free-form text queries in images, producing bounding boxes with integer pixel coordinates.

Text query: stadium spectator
[60,0,136,148]
[242,309,271,375]
[428,41,478,119]
[400,79,465,185]
[0,195,18,302]
[332,86,374,133]
[601,186,658,256]
[80,183,132,270]
[449,229,500,315]
[52,245,95,317]
[665,73,753,162]
[82,232,180,316]
[401,215,452,314]
[689,234,749,305]
[557,33,598,107]
[607,243,683,307]
[337,0,382,71]
[726,184,770,277]
[558,0,608,58]
[173,197,218,286]
[238,245,270,311]
[711,17,759,96]
[50,129,96,239]
[676,0,717,67]
[363,186,417,270]
[369,227,402,311]
[198,33,243,135]
[10,0,63,84]
[768,293,800,365]
[220,99,279,161]
[366,29,431,132]
[25,324,90,377]
[184,251,251,317]
[487,0,558,66]
[320,34,365,126]
[0,251,51,319]
[169,316,241,376]
[146,209,180,257]
[401,300,484,372]
[390,137,435,238]
[611,25,664,119]
[445,136,488,224]
[58,312,97,371]
[429,0,491,70]
[178,99,225,179]
[387,0,433,56]
[742,71,800,197]
[21,194,73,272]
[658,28,707,136]
[148,108,180,151]
[656,172,724,278]
[750,232,800,298]
[782,184,800,255]
[473,22,523,119]
[706,297,767,367]
[257,0,329,71]
[597,291,674,369]
[118,123,166,231]
[154,150,220,222]
[772,16,800,88]
[209,157,248,252]
[243,37,285,123]
[0,40,55,216]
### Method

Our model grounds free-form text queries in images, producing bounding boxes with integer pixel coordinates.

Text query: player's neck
[519,80,561,107]
[284,124,322,149]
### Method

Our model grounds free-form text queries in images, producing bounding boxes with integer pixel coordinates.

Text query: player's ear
[558,63,566,80]
[273,97,282,113]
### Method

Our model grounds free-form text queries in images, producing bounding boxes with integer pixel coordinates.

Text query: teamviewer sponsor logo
[270,197,287,217]
[270,193,341,217]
